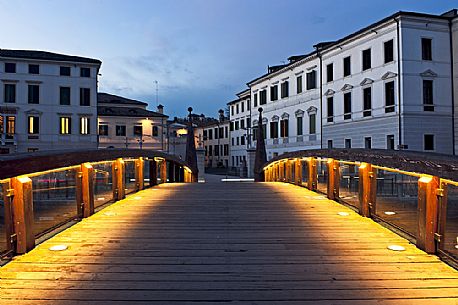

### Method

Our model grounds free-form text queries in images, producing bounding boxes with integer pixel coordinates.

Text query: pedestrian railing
[263,149,458,267]
[0,149,195,259]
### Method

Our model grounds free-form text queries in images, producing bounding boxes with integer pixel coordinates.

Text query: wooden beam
[417,175,440,254]
[160,160,167,184]
[295,159,302,186]
[327,159,339,200]
[135,158,144,191]
[81,163,95,218]
[307,158,317,191]
[358,162,376,217]
[113,158,125,200]
[10,176,34,254]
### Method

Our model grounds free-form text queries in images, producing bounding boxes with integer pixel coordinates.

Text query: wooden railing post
[417,175,440,254]
[295,159,302,186]
[11,176,34,254]
[149,160,158,187]
[113,158,125,200]
[288,160,294,183]
[308,158,317,191]
[358,162,376,217]
[135,157,144,191]
[327,159,339,200]
[81,163,95,218]
[160,160,167,183]
[273,163,278,181]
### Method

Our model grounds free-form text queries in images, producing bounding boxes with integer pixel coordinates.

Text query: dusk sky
[0,0,456,118]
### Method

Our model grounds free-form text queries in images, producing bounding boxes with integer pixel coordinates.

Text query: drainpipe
[395,17,403,150]
[449,18,456,155]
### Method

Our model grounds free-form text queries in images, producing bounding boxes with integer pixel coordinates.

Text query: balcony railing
[0,149,195,260]
[263,149,458,267]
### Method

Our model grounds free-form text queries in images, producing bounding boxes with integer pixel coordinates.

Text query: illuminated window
[80,117,90,135]
[6,116,15,138]
[60,117,71,134]
[0,116,3,133]
[99,124,108,136]
[28,116,39,134]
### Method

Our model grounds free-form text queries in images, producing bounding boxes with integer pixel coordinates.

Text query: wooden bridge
[1,149,458,304]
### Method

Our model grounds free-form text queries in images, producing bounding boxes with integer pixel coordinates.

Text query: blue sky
[0,0,456,118]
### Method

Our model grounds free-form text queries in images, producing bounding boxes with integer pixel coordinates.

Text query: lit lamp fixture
[387,245,405,251]
[49,244,68,251]
[455,237,458,249]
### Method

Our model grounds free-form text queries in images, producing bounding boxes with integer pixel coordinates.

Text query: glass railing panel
[374,168,419,238]
[124,160,136,194]
[338,162,360,209]
[143,159,150,186]
[30,167,79,237]
[0,183,6,254]
[442,183,458,260]
[301,160,309,185]
[317,159,328,193]
[93,161,114,208]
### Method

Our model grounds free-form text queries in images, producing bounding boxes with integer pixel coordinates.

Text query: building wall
[0,58,99,153]
[228,93,251,168]
[200,121,230,168]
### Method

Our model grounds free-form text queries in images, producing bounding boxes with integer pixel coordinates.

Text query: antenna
[154,80,159,106]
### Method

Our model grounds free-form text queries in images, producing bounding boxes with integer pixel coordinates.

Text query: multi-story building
[247,53,322,160]
[321,9,458,154]
[227,89,251,170]
[97,93,168,150]
[0,49,101,153]
[241,9,458,160]
[195,110,230,168]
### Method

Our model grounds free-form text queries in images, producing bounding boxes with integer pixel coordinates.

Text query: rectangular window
[60,87,71,105]
[214,128,219,139]
[241,136,245,146]
[270,85,278,101]
[208,129,213,140]
[60,66,71,76]
[254,93,258,107]
[28,64,39,74]
[246,118,250,128]
[363,87,372,117]
[281,81,289,98]
[231,106,234,116]
[152,126,159,137]
[362,48,371,71]
[422,38,432,61]
[225,126,228,138]
[364,137,372,149]
[296,116,303,136]
[236,104,239,114]
[384,40,394,63]
[209,145,213,156]
[236,137,239,145]
[229,122,234,132]
[241,101,244,112]
[6,116,15,138]
[134,125,143,137]
[280,119,289,138]
[423,80,434,111]
[260,90,267,105]
[345,138,352,149]
[116,125,126,136]
[306,71,316,90]
[28,85,39,104]
[344,92,352,120]
[387,135,395,150]
[262,124,267,139]
[60,117,71,134]
[327,140,333,149]
[424,134,434,151]
[343,56,351,77]
[28,116,39,134]
[235,121,239,130]
[309,114,316,135]
[80,117,90,135]
[296,75,303,94]
[214,145,219,156]
[5,63,16,73]
[80,88,91,106]
[219,127,224,139]
[0,116,3,133]
[270,122,278,139]
[240,119,245,129]
[327,97,334,122]
[326,63,333,82]
[385,81,395,113]
[80,67,91,77]
[4,84,16,103]
[99,124,108,136]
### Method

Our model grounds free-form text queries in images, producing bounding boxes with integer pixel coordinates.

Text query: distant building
[166,121,188,159]
[0,49,101,153]
[97,93,168,150]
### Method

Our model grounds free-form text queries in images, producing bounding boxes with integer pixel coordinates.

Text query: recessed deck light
[49,245,68,251]
[387,245,405,251]
[97,197,105,201]
[337,212,350,216]
[384,211,396,215]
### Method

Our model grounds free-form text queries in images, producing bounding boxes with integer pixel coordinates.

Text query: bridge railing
[263,149,458,267]
[0,149,195,259]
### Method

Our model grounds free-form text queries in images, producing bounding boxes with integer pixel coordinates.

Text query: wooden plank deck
[1,176,458,304]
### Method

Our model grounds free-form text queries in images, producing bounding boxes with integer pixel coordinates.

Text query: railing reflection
[338,162,359,209]
[124,160,136,195]
[0,183,5,254]
[93,161,114,208]
[316,159,328,194]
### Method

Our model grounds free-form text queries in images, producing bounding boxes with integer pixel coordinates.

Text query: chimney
[157,104,164,114]
[218,109,225,122]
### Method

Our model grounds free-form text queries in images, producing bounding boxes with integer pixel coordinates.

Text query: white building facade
[321,10,458,154]
[228,89,251,169]
[195,113,230,168]
[0,50,101,153]
[97,93,168,150]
